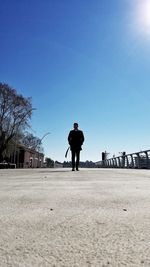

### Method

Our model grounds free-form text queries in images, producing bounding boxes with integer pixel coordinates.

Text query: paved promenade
[0,168,150,267]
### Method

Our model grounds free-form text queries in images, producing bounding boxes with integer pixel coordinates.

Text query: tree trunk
[0,145,6,162]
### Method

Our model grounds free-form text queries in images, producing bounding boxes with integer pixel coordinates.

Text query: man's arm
[80,131,84,145]
[68,131,72,145]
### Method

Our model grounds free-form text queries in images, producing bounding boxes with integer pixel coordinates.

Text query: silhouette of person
[68,123,84,171]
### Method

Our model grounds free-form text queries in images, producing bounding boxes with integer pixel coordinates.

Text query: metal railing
[96,149,150,169]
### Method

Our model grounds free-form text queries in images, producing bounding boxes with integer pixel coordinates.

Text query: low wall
[0,163,16,169]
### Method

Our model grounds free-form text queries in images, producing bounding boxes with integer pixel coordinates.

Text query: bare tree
[0,83,33,161]
[21,133,44,153]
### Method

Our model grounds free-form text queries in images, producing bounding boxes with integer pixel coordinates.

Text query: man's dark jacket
[68,130,84,151]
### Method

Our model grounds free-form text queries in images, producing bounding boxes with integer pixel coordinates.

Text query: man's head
[73,123,78,130]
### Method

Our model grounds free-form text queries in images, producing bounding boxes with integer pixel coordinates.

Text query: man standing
[68,123,84,171]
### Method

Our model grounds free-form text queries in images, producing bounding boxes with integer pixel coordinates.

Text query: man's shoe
[76,168,79,171]
[72,168,75,171]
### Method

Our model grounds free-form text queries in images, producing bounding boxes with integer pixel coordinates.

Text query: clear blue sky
[1,0,150,162]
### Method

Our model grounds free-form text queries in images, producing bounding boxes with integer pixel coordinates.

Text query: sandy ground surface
[0,168,150,267]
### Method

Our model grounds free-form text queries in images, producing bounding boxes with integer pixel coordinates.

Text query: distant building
[9,143,44,168]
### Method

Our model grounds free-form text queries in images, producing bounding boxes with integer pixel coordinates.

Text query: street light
[40,132,51,143]
[37,132,51,167]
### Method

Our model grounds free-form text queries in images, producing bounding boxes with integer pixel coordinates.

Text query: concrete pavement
[0,168,150,267]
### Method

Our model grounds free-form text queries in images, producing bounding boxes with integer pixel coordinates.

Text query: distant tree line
[63,161,97,168]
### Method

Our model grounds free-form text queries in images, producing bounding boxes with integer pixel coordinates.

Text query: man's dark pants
[71,150,80,170]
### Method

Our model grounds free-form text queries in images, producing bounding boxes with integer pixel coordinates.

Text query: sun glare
[135,0,150,36]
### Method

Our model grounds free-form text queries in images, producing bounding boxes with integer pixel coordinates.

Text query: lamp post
[37,132,51,167]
